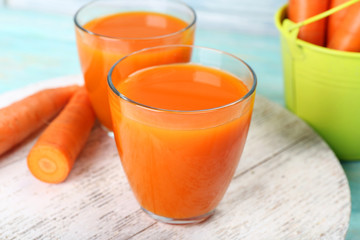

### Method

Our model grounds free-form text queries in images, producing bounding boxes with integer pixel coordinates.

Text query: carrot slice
[327,0,349,42]
[0,85,79,156]
[327,1,360,52]
[288,0,330,46]
[27,87,96,184]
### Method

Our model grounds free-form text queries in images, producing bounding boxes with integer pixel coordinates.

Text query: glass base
[100,123,114,138]
[141,207,215,225]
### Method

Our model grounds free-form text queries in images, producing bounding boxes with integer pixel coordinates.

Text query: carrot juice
[74,0,196,130]
[108,46,257,224]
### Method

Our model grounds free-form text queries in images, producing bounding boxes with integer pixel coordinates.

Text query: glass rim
[107,44,257,113]
[74,0,197,41]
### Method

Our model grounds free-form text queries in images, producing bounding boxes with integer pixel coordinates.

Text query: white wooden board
[0,75,350,239]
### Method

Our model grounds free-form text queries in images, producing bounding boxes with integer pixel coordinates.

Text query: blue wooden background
[0,0,359,238]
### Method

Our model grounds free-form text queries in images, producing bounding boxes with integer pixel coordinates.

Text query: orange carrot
[327,1,360,52]
[0,85,79,156]
[327,0,349,42]
[27,87,96,184]
[288,0,330,46]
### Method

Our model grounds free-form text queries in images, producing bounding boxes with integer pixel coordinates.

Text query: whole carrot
[327,0,349,41]
[0,85,79,156]
[27,87,96,184]
[288,0,330,46]
[327,1,360,52]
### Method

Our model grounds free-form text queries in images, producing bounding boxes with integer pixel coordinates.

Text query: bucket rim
[274,4,360,58]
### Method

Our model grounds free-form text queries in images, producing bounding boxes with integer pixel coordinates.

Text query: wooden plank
[0,75,350,239]
[0,8,79,94]
[6,0,287,34]
[0,6,285,105]
[6,0,90,15]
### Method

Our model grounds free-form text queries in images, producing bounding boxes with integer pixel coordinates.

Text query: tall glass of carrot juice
[74,0,196,131]
[108,45,257,224]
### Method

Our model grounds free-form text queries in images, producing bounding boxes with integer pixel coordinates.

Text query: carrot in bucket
[27,87,96,183]
[327,1,360,52]
[287,0,330,46]
[286,0,360,48]
[327,0,350,41]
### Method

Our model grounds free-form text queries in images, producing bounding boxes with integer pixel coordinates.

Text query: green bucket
[275,5,360,160]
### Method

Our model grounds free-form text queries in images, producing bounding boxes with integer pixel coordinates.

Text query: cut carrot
[27,87,96,184]
[288,0,330,46]
[0,85,79,156]
[327,0,349,42]
[327,1,360,52]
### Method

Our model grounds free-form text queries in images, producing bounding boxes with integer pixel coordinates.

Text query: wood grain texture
[0,76,350,239]
[0,4,285,105]
[5,0,287,34]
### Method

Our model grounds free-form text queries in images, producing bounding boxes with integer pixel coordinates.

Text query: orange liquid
[75,12,195,130]
[110,64,255,219]
[84,12,188,38]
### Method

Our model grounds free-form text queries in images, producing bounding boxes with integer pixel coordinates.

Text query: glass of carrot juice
[107,45,257,224]
[74,0,196,131]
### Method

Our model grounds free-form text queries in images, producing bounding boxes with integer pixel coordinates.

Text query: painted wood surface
[6,0,287,35]
[0,76,350,239]
[0,4,285,104]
